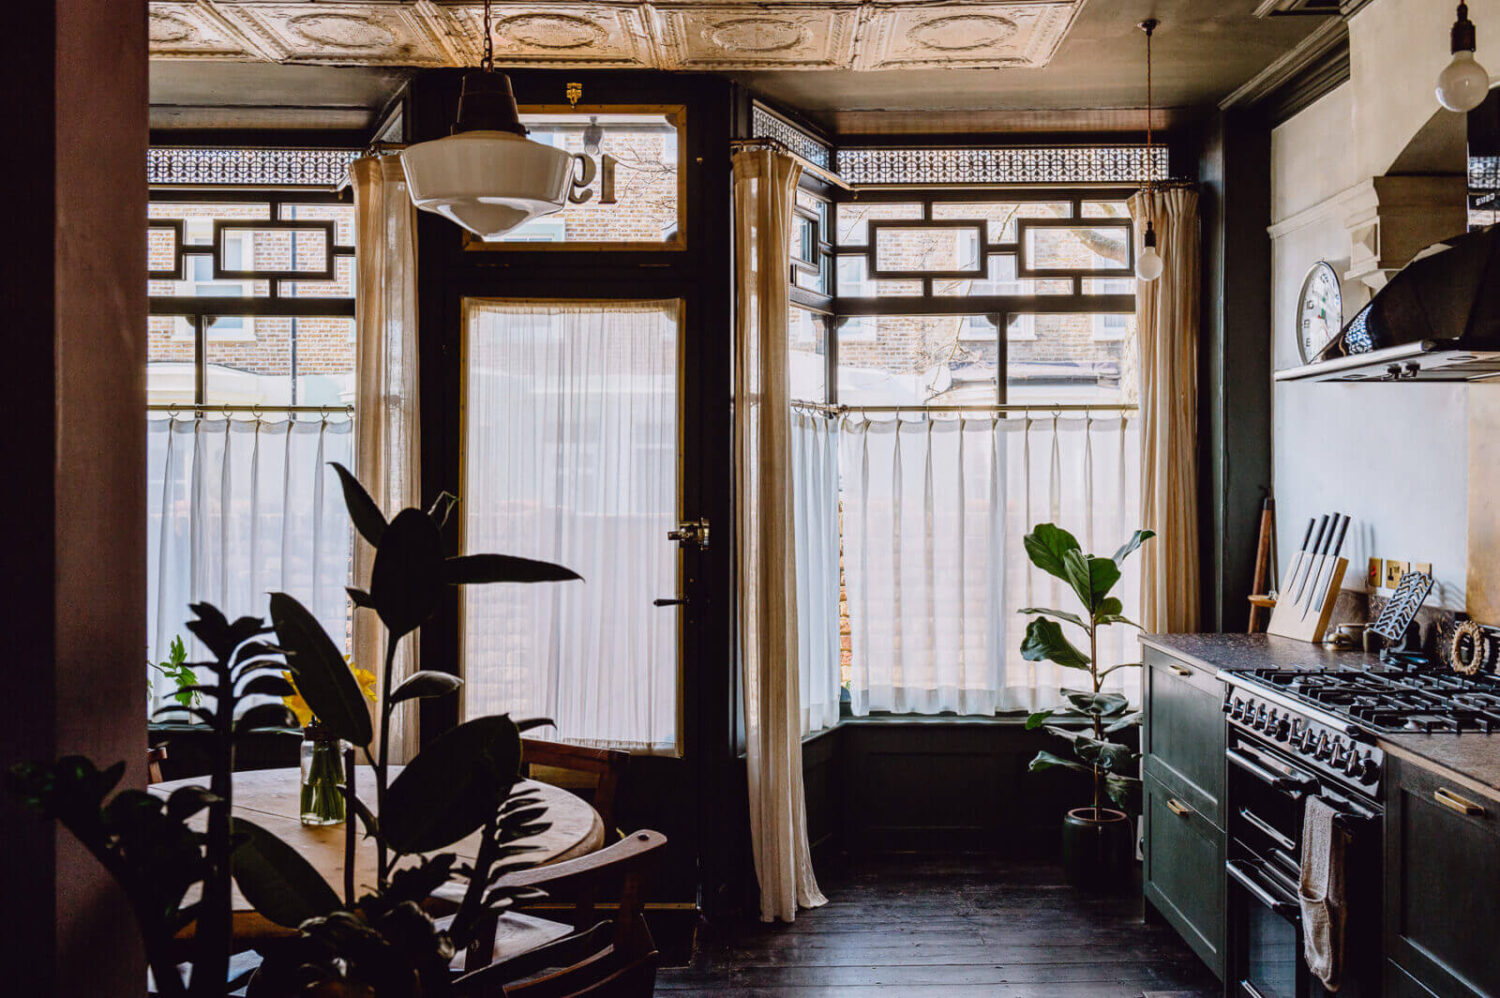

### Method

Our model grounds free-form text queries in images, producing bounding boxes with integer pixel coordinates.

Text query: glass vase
[300,724,346,826]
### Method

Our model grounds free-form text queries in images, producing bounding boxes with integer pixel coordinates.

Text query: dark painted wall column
[1198,110,1274,632]
[0,2,148,996]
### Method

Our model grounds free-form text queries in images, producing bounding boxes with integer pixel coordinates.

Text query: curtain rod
[731,137,850,191]
[791,401,1136,414]
[148,404,353,414]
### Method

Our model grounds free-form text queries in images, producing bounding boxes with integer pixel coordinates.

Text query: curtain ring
[167,403,180,420]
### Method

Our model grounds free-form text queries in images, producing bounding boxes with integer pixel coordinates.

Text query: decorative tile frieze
[751,103,833,170]
[148,147,362,188]
[836,145,1167,186]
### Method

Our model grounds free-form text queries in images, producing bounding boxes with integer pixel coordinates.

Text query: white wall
[1267,0,1498,610]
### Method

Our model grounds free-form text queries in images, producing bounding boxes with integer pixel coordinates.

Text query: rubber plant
[1019,523,1154,817]
[8,463,582,996]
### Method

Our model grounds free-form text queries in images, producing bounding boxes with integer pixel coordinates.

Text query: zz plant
[1019,523,1154,818]
[8,463,581,997]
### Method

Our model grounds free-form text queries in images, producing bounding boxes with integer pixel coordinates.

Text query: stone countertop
[1141,632,1500,799]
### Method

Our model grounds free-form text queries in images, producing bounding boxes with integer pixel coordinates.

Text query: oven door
[1226,848,1308,998]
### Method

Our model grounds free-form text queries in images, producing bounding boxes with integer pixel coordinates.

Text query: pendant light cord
[481,0,494,72]
[1143,19,1156,194]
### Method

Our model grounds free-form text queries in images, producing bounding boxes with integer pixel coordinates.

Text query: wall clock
[1297,261,1343,365]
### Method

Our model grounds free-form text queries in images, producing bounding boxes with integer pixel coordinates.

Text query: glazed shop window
[482,109,685,250]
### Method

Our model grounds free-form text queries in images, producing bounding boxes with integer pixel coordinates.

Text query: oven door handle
[1226,859,1300,919]
[1239,808,1298,853]
[1227,748,1319,795]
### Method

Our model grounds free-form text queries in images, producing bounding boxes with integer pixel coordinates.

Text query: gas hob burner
[1238,666,1500,735]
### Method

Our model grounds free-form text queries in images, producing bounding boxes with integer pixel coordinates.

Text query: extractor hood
[1276,224,1500,383]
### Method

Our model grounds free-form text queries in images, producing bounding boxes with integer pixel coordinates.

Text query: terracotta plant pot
[1060,806,1134,892]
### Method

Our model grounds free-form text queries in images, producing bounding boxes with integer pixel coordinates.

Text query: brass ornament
[566,82,583,107]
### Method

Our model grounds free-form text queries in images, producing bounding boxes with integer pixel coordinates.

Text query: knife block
[1267,556,1348,643]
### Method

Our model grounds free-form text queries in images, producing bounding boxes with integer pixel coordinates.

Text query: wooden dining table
[150,766,605,939]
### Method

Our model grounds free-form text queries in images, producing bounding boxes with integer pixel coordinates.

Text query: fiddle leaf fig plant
[1020,523,1153,818]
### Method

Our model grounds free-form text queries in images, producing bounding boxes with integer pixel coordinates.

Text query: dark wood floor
[658,857,1219,997]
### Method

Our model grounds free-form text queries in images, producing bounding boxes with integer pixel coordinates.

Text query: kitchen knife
[1291,514,1330,606]
[1280,517,1316,599]
[1298,512,1340,613]
[1304,513,1351,621]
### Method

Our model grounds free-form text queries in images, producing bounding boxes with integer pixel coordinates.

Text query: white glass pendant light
[1135,19,1163,283]
[400,0,573,240]
[1436,3,1491,113]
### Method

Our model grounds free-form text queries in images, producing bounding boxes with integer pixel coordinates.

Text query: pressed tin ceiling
[147,1,1091,72]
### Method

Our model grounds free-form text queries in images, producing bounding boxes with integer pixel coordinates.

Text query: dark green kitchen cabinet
[1141,644,1227,982]
[1142,647,1227,827]
[1144,772,1226,981]
[1385,756,1500,998]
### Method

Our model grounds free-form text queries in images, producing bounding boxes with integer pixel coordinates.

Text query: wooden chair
[451,829,667,998]
[147,745,169,783]
[521,739,629,840]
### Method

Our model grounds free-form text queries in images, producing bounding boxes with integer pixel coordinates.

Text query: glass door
[460,298,685,754]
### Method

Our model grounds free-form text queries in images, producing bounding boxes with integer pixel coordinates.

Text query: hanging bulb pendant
[1136,220,1164,282]
[1135,19,1164,284]
[1437,3,1491,112]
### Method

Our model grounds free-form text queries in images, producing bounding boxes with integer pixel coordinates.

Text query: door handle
[1166,798,1193,817]
[1434,787,1488,816]
[1169,665,1193,677]
[1228,747,1320,795]
[668,518,710,550]
[653,597,689,608]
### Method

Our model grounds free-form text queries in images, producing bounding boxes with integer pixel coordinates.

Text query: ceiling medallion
[149,13,198,44]
[909,14,1018,52]
[285,13,396,51]
[496,13,609,51]
[705,17,811,54]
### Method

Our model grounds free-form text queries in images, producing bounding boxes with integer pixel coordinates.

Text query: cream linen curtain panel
[351,155,422,761]
[733,147,827,923]
[1129,185,1201,634]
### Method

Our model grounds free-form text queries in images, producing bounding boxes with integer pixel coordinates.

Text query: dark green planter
[1060,807,1134,892]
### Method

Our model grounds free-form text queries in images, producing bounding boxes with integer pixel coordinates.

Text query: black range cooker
[1214,663,1500,998]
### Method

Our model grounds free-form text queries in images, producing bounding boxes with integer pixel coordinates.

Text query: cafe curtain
[791,410,841,735]
[351,154,422,760]
[733,146,827,923]
[147,416,354,712]
[1129,185,1201,634]
[840,413,1142,715]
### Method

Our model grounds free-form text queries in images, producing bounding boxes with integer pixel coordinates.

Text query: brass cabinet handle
[1166,798,1193,817]
[1170,665,1193,677]
[1434,787,1488,817]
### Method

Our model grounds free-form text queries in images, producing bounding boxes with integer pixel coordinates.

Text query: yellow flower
[282,659,378,729]
[352,666,378,703]
[282,670,314,728]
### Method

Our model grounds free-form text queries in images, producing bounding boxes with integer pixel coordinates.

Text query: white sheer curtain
[352,153,421,760]
[147,414,354,710]
[840,412,1141,716]
[791,410,841,734]
[461,299,679,753]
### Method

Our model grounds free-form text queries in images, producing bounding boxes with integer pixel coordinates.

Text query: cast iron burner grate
[1244,666,1500,734]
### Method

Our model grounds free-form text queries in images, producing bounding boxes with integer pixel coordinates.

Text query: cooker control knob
[1296,729,1316,753]
[1315,734,1334,760]
[1230,697,1245,720]
[1274,717,1291,740]
[1358,757,1381,784]
[1344,751,1365,777]
[1255,706,1270,731]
